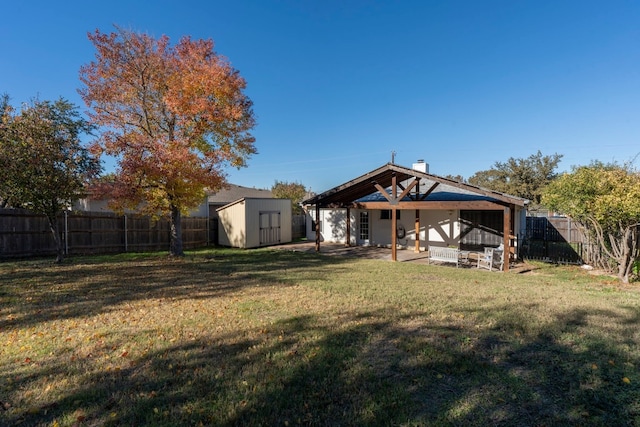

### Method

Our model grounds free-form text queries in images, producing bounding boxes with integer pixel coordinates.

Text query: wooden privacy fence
[521,216,597,264]
[0,209,209,258]
[292,214,306,239]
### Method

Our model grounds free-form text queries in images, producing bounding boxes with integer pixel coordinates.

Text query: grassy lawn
[1,248,639,426]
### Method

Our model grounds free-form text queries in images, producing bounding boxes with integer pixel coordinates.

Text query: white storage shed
[217,198,292,248]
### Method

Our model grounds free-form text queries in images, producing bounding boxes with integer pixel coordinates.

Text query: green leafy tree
[443,174,466,183]
[0,97,101,262]
[271,181,309,214]
[468,150,563,210]
[542,162,640,283]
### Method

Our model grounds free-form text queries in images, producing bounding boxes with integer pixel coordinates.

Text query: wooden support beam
[414,209,420,253]
[392,174,398,261]
[419,182,440,200]
[503,206,510,272]
[414,180,421,252]
[345,207,351,247]
[374,183,393,202]
[392,206,398,261]
[315,205,320,252]
[397,179,419,201]
[392,174,397,199]
[408,177,420,201]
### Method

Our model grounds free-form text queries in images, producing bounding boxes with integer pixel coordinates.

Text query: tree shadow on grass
[3,305,639,426]
[0,249,351,331]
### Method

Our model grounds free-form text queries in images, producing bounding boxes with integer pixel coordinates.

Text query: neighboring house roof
[303,163,528,208]
[207,184,273,205]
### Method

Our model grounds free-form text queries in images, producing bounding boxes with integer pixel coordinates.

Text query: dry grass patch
[1,249,639,426]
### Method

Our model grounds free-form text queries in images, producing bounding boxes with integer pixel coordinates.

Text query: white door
[358,211,370,246]
[259,211,281,245]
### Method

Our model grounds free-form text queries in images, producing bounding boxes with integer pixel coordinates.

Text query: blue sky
[2,1,639,193]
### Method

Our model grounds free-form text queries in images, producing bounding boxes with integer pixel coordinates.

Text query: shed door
[259,211,281,245]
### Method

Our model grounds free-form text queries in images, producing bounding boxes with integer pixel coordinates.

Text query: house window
[380,210,400,220]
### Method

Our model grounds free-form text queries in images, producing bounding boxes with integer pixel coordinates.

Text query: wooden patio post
[345,207,351,247]
[414,180,421,253]
[315,204,320,252]
[503,206,510,272]
[414,209,420,253]
[392,207,398,261]
[391,174,398,261]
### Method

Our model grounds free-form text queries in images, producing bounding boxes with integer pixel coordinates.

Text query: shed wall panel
[244,199,292,248]
[218,201,247,248]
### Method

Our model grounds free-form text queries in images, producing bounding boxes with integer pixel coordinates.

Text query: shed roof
[215,197,290,212]
[303,163,528,208]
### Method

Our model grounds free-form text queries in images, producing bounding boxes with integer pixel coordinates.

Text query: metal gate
[259,211,281,245]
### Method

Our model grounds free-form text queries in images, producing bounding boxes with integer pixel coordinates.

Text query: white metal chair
[477,247,504,271]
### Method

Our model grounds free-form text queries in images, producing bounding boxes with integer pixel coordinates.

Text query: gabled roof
[208,184,273,204]
[303,163,528,208]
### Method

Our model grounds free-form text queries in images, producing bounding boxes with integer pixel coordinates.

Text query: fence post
[124,214,128,252]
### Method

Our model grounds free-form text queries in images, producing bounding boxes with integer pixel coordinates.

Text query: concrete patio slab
[270,241,534,272]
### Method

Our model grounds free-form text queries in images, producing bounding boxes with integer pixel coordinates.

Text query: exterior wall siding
[309,208,460,248]
[244,199,292,248]
[309,206,525,253]
[217,201,246,247]
[367,209,459,249]
[306,208,348,244]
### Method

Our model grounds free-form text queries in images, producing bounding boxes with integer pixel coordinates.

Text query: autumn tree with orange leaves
[80,27,256,256]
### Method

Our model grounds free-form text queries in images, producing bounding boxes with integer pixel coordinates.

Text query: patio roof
[303,163,527,208]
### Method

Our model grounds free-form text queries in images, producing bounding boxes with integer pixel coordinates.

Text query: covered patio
[302,163,528,272]
[272,241,533,273]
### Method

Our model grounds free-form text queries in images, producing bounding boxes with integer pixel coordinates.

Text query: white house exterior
[307,206,526,252]
[217,198,292,249]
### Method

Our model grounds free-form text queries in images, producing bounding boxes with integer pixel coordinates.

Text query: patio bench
[428,247,461,268]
